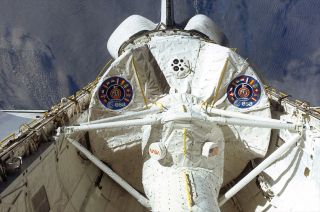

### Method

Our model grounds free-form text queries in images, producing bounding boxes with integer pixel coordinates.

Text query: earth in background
[1,0,320,196]
[0,0,319,110]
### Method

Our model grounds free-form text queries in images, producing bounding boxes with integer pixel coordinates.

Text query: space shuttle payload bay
[0,0,320,211]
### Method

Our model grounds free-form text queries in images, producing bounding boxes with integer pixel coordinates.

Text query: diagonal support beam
[68,138,151,208]
[218,134,301,207]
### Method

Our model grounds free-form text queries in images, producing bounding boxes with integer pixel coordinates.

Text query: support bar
[68,138,151,208]
[81,107,161,125]
[65,117,159,133]
[218,134,301,207]
[210,117,299,131]
[67,112,301,134]
[207,107,287,124]
[163,113,301,131]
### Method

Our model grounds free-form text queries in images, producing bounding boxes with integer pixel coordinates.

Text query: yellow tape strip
[183,128,187,158]
[131,58,149,108]
[211,58,229,106]
[184,172,193,211]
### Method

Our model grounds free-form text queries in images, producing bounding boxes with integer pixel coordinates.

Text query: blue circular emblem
[98,76,133,110]
[227,75,261,109]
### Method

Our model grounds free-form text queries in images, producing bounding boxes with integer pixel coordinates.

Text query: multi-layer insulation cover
[88,33,271,211]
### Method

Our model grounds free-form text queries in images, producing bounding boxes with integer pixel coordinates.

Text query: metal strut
[68,138,151,208]
[218,134,301,207]
[64,112,303,134]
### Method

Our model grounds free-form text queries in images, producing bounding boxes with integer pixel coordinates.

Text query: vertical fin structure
[161,0,174,27]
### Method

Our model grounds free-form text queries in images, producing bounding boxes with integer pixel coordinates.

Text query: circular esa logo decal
[98,76,133,110]
[227,75,261,109]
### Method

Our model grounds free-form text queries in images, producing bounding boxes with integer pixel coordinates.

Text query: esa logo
[227,75,261,109]
[98,76,133,110]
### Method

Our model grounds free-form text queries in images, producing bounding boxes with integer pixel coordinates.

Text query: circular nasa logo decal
[227,75,261,109]
[98,76,133,110]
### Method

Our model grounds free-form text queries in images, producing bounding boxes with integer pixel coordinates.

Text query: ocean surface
[0,0,319,138]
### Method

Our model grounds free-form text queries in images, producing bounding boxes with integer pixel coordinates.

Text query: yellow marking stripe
[184,172,193,210]
[183,128,187,158]
[131,58,149,108]
[211,58,229,106]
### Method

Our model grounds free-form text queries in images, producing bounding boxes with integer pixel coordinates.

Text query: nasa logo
[98,76,133,110]
[227,75,261,109]
[149,149,160,155]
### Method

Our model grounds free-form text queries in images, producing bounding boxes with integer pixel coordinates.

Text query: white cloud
[270,49,320,106]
